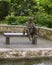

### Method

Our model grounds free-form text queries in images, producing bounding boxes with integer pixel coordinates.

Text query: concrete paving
[0,35,52,48]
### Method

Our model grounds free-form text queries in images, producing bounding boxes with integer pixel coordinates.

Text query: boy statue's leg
[26,29,32,41]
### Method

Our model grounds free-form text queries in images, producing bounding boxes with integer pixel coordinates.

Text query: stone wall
[0,25,52,40]
[38,27,52,40]
[0,25,25,33]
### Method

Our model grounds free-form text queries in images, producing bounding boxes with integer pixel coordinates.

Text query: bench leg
[6,37,10,44]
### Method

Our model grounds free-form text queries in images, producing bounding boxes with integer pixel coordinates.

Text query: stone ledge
[0,48,52,60]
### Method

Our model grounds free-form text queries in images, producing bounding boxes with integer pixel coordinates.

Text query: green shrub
[6,15,17,25]
[46,15,52,28]
[5,15,29,25]
[16,16,29,25]
[34,12,52,28]
[5,13,52,28]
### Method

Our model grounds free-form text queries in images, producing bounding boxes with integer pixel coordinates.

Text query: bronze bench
[4,33,37,44]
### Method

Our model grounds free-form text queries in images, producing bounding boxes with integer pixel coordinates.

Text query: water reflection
[0,59,52,65]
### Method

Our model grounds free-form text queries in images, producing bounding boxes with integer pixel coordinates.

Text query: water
[0,59,52,65]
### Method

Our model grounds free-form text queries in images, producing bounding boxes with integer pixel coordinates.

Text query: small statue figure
[23,17,37,40]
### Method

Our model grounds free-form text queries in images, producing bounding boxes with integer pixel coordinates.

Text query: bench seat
[4,33,27,37]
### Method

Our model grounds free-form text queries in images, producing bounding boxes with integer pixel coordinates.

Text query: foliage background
[0,0,52,28]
